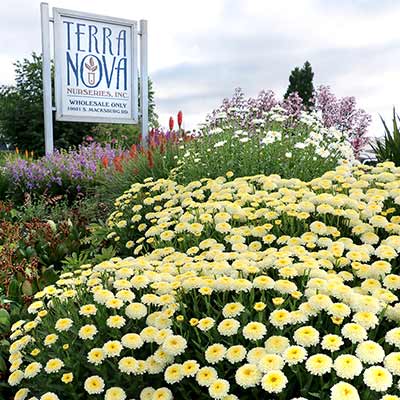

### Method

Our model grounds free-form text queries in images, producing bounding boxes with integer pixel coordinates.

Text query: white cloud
[0,0,398,136]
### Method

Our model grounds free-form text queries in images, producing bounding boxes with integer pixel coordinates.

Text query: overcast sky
[1,0,399,136]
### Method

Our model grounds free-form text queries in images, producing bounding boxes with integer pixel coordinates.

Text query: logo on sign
[64,21,128,90]
[85,57,98,85]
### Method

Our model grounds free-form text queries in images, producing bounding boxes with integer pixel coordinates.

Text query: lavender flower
[206,86,371,156]
[6,142,124,197]
[313,85,372,156]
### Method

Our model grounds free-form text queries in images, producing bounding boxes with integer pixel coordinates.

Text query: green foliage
[61,251,90,270]
[371,108,400,166]
[96,144,179,210]
[0,298,11,383]
[0,53,92,154]
[0,197,109,292]
[172,111,352,184]
[285,61,314,108]
[18,195,108,225]
[90,124,140,147]
[141,78,159,128]
[92,245,117,264]
[0,169,9,200]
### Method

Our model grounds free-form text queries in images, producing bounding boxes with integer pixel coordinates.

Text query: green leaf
[7,279,20,300]
[0,309,10,330]
[392,108,400,150]
[374,109,400,165]
[0,356,7,372]
[380,113,392,138]
[0,339,10,347]
[10,208,19,219]
[38,265,58,288]
[22,280,33,296]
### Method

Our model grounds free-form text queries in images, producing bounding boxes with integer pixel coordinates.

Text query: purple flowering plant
[313,85,372,157]
[207,86,371,156]
[5,142,124,202]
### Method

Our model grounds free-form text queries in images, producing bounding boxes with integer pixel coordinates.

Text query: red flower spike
[169,116,174,131]
[147,150,154,169]
[177,111,183,129]
[102,156,109,168]
[129,144,137,159]
[113,156,123,173]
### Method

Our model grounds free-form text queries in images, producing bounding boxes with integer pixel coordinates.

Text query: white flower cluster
[8,162,400,399]
[259,109,354,163]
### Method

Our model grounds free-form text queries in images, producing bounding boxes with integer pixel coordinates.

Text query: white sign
[53,8,138,124]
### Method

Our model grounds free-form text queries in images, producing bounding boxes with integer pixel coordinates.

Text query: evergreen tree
[284,61,314,108]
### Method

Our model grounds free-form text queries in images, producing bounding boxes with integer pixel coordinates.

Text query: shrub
[89,125,140,149]
[172,106,354,184]
[8,162,400,399]
[9,196,108,225]
[0,196,105,311]
[0,217,82,297]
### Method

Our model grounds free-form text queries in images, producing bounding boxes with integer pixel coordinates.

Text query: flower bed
[206,87,371,157]
[170,106,354,184]
[4,143,123,203]
[8,162,400,399]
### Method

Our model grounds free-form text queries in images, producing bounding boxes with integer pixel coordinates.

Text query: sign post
[40,2,54,155]
[40,4,148,154]
[139,20,148,147]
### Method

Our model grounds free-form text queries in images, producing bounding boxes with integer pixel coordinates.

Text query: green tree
[0,53,93,153]
[0,53,159,154]
[147,79,159,128]
[284,60,314,108]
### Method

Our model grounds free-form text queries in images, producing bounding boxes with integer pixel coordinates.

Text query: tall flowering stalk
[280,92,304,118]
[173,106,354,184]
[95,128,189,208]
[206,88,290,129]
[207,87,371,156]
[177,111,183,129]
[169,117,174,131]
[313,85,372,157]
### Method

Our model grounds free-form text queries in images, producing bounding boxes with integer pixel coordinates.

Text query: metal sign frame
[40,3,148,154]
